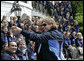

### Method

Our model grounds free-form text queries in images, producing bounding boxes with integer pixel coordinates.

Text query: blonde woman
[11,18,65,60]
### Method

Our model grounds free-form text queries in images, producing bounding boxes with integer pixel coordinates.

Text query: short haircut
[18,40,26,45]
[8,41,17,47]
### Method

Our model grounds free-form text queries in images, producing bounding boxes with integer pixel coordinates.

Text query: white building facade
[1,1,49,22]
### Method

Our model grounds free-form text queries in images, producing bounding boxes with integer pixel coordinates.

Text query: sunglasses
[41,24,47,26]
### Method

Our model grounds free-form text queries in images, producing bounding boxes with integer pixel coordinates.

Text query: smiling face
[3,27,8,34]
[37,18,57,32]
[41,23,52,32]
[18,41,26,51]
[8,41,17,53]
[42,18,56,31]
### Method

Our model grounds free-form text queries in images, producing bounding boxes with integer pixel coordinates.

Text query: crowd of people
[52,1,83,59]
[1,1,83,60]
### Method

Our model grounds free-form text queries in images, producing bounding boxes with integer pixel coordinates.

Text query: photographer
[11,18,65,60]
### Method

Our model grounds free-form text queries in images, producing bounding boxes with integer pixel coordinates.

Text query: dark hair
[1,38,7,50]
[8,41,17,47]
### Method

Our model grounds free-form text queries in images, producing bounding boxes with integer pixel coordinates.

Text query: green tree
[71,1,83,35]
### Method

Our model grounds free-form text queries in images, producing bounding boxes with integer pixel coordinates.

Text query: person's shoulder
[1,51,10,56]
[54,29,63,35]
[1,52,12,60]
